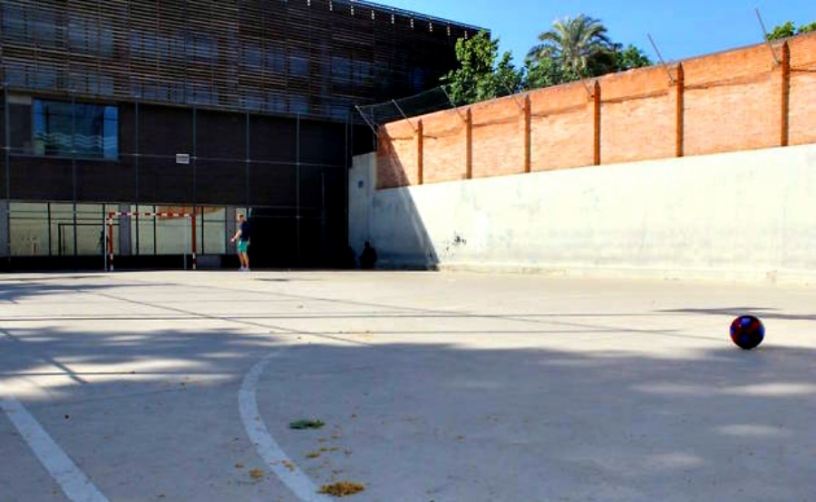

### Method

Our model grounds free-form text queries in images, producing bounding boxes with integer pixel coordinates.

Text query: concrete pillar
[0,200,8,258]
[118,203,131,256]
[226,207,237,254]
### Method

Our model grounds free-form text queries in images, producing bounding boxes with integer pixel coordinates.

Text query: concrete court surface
[1,270,815,502]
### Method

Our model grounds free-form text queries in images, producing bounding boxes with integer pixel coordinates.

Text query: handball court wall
[350,33,816,283]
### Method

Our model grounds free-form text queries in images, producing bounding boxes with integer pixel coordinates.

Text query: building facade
[0,0,480,271]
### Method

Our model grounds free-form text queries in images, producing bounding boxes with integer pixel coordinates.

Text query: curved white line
[239,354,332,502]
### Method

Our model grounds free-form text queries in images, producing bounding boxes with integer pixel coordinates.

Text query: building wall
[378,33,816,188]
[0,98,354,269]
[352,144,816,283]
[0,0,476,118]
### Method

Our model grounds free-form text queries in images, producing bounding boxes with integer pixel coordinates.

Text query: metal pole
[3,83,11,269]
[391,99,417,132]
[344,112,350,265]
[71,91,78,270]
[183,216,188,270]
[296,114,301,266]
[245,110,250,207]
[47,202,52,257]
[440,86,467,122]
[755,8,781,65]
[354,105,378,138]
[192,105,197,208]
[135,98,140,257]
[648,34,676,84]
[101,205,105,271]
[321,171,326,263]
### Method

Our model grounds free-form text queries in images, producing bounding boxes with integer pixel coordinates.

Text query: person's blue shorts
[237,240,249,253]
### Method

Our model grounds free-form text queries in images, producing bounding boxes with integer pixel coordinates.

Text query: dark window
[266,45,286,75]
[331,56,351,84]
[289,50,309,77]
[32,99,119,159]
[289,95,309,115]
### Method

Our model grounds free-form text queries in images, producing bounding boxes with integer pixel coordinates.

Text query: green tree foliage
[522,58,577,90]
[766,20,816,41]
[613,44,653,71]
[441,31,523,106]
[524,15,651,89]
[527,15,615,78]
[441,16,655,104]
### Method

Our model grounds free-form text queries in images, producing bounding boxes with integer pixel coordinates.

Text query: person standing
[230,214,251,271]
[359,241,377,270]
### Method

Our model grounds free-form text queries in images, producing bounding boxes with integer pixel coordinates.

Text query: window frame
[30,98,120,161]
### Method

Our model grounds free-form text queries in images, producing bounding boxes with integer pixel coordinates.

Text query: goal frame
[106,211,197,271]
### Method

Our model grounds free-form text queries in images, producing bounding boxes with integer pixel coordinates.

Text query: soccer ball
[730,315,765,350]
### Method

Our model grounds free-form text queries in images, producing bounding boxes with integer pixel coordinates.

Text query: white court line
[1,396,109,502]
[239,354,332,502]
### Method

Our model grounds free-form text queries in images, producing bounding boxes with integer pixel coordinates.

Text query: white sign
[176,153,191,165]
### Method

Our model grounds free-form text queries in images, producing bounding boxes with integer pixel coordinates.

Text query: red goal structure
[106,211,197,271]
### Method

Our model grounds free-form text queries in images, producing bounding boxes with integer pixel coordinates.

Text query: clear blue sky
[376,0,814,64]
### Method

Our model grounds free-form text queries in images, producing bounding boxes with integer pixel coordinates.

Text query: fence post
[675,63,685,157]
[593,81,601,166]
[465,108,473,179]
[524,94,532,173]
[417,119,424,185]
[780,41,791,147]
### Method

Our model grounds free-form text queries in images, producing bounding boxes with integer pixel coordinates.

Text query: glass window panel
[265,93,286,114]
[49,203,74,256]
[331,56,350,83]
[9,202,49,257]
[202,207,226,254]
[32,99,118,159]
[243,42,262,69]
[100,28,114,57]
[75,204,105,256]
[4,61,29,87]
[1,3,32,43]
[289,51,309,77]
[33,8,58,48]
[131,205,156,256]
[155,216,193,255]
[266,45,285,74]
[289,95,309,115]
[69,15,96,53]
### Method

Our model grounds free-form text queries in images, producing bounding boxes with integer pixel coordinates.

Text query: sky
[375,0,814,64]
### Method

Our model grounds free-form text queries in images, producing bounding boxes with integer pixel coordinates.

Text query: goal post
[106,211,197,271]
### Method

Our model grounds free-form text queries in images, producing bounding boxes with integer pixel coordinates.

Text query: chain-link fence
[355,86,457,132]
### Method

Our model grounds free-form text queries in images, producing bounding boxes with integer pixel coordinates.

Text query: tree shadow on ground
[1,309,814,501]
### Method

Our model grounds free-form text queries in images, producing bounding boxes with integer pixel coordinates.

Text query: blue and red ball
[730,315,765,350]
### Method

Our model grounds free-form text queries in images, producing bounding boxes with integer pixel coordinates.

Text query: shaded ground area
[1,271,815,501]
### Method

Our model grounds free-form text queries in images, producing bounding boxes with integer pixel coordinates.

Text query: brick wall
[377,32,816,189]
[600,66,676,164]
[789,34,816,146]
[423,109,468,183]
[530,82,594,171]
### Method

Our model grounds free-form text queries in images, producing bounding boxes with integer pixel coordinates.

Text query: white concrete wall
[350,144,816,283]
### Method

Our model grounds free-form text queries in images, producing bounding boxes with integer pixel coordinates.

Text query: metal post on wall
[191,106,197,271]
[245,109,251,207]
[321,171,326,262]
[135,97,140,256]
[344,111,350,262]
[192,105,197,207]
[3,83,11,268]
[296,114,301,266]
[71,90,78,269]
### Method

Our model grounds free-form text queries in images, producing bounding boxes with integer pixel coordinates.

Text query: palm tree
[527,15,615,78]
